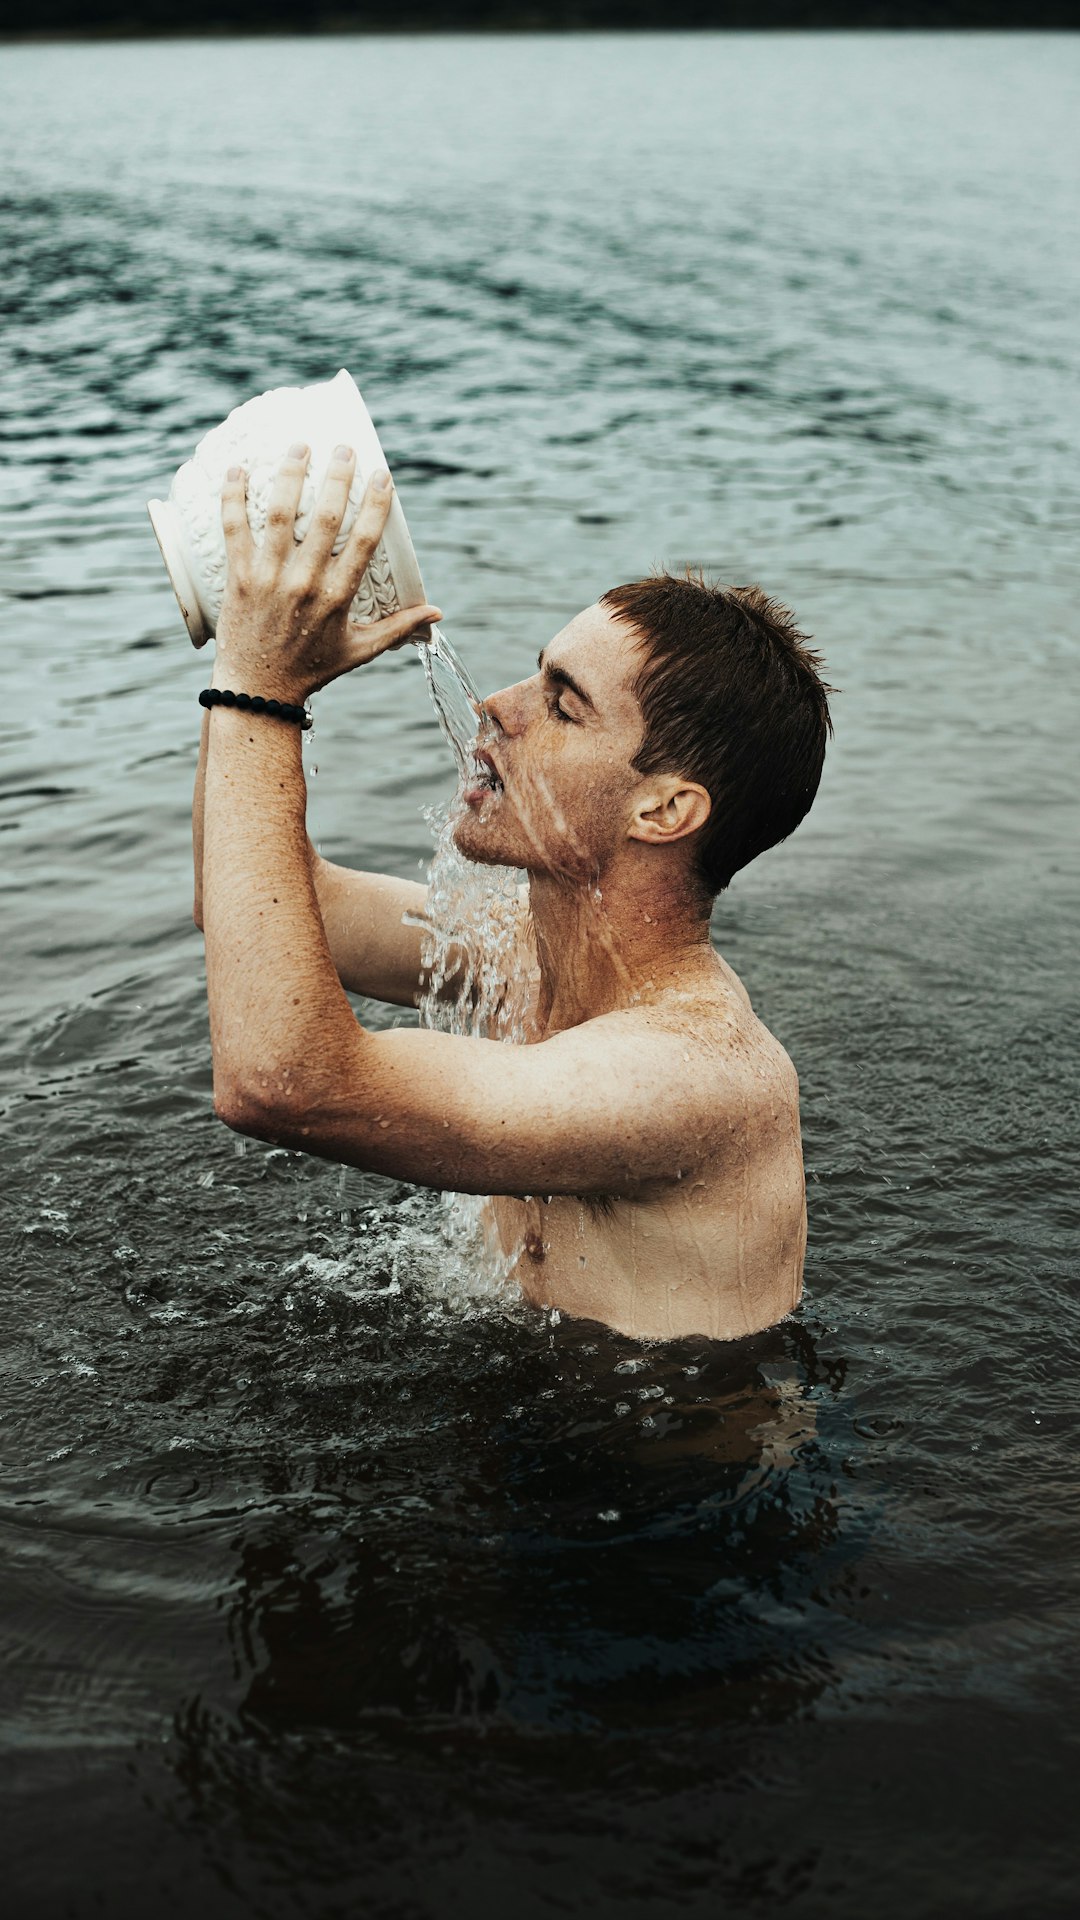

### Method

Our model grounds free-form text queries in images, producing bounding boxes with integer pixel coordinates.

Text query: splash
[410,624,529,1044]
[409,628,530,1289]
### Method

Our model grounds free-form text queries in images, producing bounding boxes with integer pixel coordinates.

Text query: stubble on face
[452,606,647,883]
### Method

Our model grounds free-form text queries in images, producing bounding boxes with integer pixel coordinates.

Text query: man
[193,443,834,1343]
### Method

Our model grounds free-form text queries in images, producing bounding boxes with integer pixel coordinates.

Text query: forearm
[196,716,440,1007]
[311,857,434,1004]
[202,708,367,1114]
[192,710,209,927]
[195,707,322,935]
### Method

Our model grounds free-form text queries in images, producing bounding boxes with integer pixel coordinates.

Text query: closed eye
[549,692,576,723]
[538,652,594,720]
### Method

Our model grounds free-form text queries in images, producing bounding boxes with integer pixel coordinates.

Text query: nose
[482,676,533,739]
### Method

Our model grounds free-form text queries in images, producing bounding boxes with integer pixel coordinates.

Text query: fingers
[302,443,357,572]
[346,602,444,667]
[328,466,396,603]
[261,441,311,564]
[220,465,255,566]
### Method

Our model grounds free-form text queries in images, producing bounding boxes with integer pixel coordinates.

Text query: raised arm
[195,721,431,1006]
[195,722,481,1009]
[190,483,443,1005]
[199,444,732,1200]
[217,1005,732,1199]
[307,856,430,1006]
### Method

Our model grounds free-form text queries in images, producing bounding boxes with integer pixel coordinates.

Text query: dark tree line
[4,2,1076,38]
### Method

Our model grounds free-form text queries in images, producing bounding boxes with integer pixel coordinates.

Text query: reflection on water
[165,1315,842,1904]
[1,26,1078,1920]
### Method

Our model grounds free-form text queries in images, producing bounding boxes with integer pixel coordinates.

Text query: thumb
[346,603,444,668]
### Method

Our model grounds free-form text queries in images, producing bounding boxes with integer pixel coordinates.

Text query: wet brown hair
[600,572,836,897]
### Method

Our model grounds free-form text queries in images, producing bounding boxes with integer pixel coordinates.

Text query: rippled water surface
[1,30,1078,1919]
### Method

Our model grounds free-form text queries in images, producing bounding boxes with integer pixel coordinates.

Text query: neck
[527,855,713,1034]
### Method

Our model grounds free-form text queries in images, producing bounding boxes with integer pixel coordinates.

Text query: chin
[451,809,521,869]
[452,790,601,881]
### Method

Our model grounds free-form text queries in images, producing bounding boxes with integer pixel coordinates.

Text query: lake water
[1,29,1078,1919]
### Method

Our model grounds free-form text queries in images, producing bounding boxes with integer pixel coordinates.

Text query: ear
[629,778,712,847]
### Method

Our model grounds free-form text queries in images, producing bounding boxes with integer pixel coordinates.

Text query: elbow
[212,1080,262,1140]
[213,1077,300,1146]
[211,1042,361,1153]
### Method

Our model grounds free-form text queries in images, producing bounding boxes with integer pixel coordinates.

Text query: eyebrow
[537,649,596,711]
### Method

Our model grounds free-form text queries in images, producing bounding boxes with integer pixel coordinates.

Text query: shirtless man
[193,444,834,1343]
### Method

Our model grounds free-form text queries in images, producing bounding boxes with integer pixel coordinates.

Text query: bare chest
[485,1126,807,1344]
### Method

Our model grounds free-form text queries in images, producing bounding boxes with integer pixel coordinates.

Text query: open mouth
[469,746,504,797]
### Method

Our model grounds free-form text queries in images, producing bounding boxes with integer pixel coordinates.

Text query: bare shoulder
[702,953,800,1100]
[655,966,799,1113]
[549,970,796,1112]
[712,948,754,1013]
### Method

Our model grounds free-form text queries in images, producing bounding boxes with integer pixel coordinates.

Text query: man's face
[453,603,649,881]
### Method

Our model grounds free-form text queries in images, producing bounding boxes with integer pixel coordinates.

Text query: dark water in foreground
[1,30,1079,1919]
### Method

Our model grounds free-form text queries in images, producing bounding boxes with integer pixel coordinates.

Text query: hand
[213,441,443,704]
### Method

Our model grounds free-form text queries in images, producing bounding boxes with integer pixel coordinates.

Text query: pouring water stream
[408,621,523,1046]
[409,625,529,1286]
[416,623,487,780]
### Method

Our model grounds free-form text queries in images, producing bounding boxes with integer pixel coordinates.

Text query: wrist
[199,687,312,731]
[210,657,311,707]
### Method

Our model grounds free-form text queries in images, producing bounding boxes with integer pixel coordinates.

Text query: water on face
[2,30,1078,1920]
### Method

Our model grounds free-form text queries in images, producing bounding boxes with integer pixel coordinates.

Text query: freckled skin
[484,975,806,1343]
[448,603,807,1340]
[195,452,812,1345]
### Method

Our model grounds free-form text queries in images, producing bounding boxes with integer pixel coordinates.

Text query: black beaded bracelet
[199,687,312,729]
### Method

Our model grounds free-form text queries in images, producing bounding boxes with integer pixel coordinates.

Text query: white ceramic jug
[147,369,427,647]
